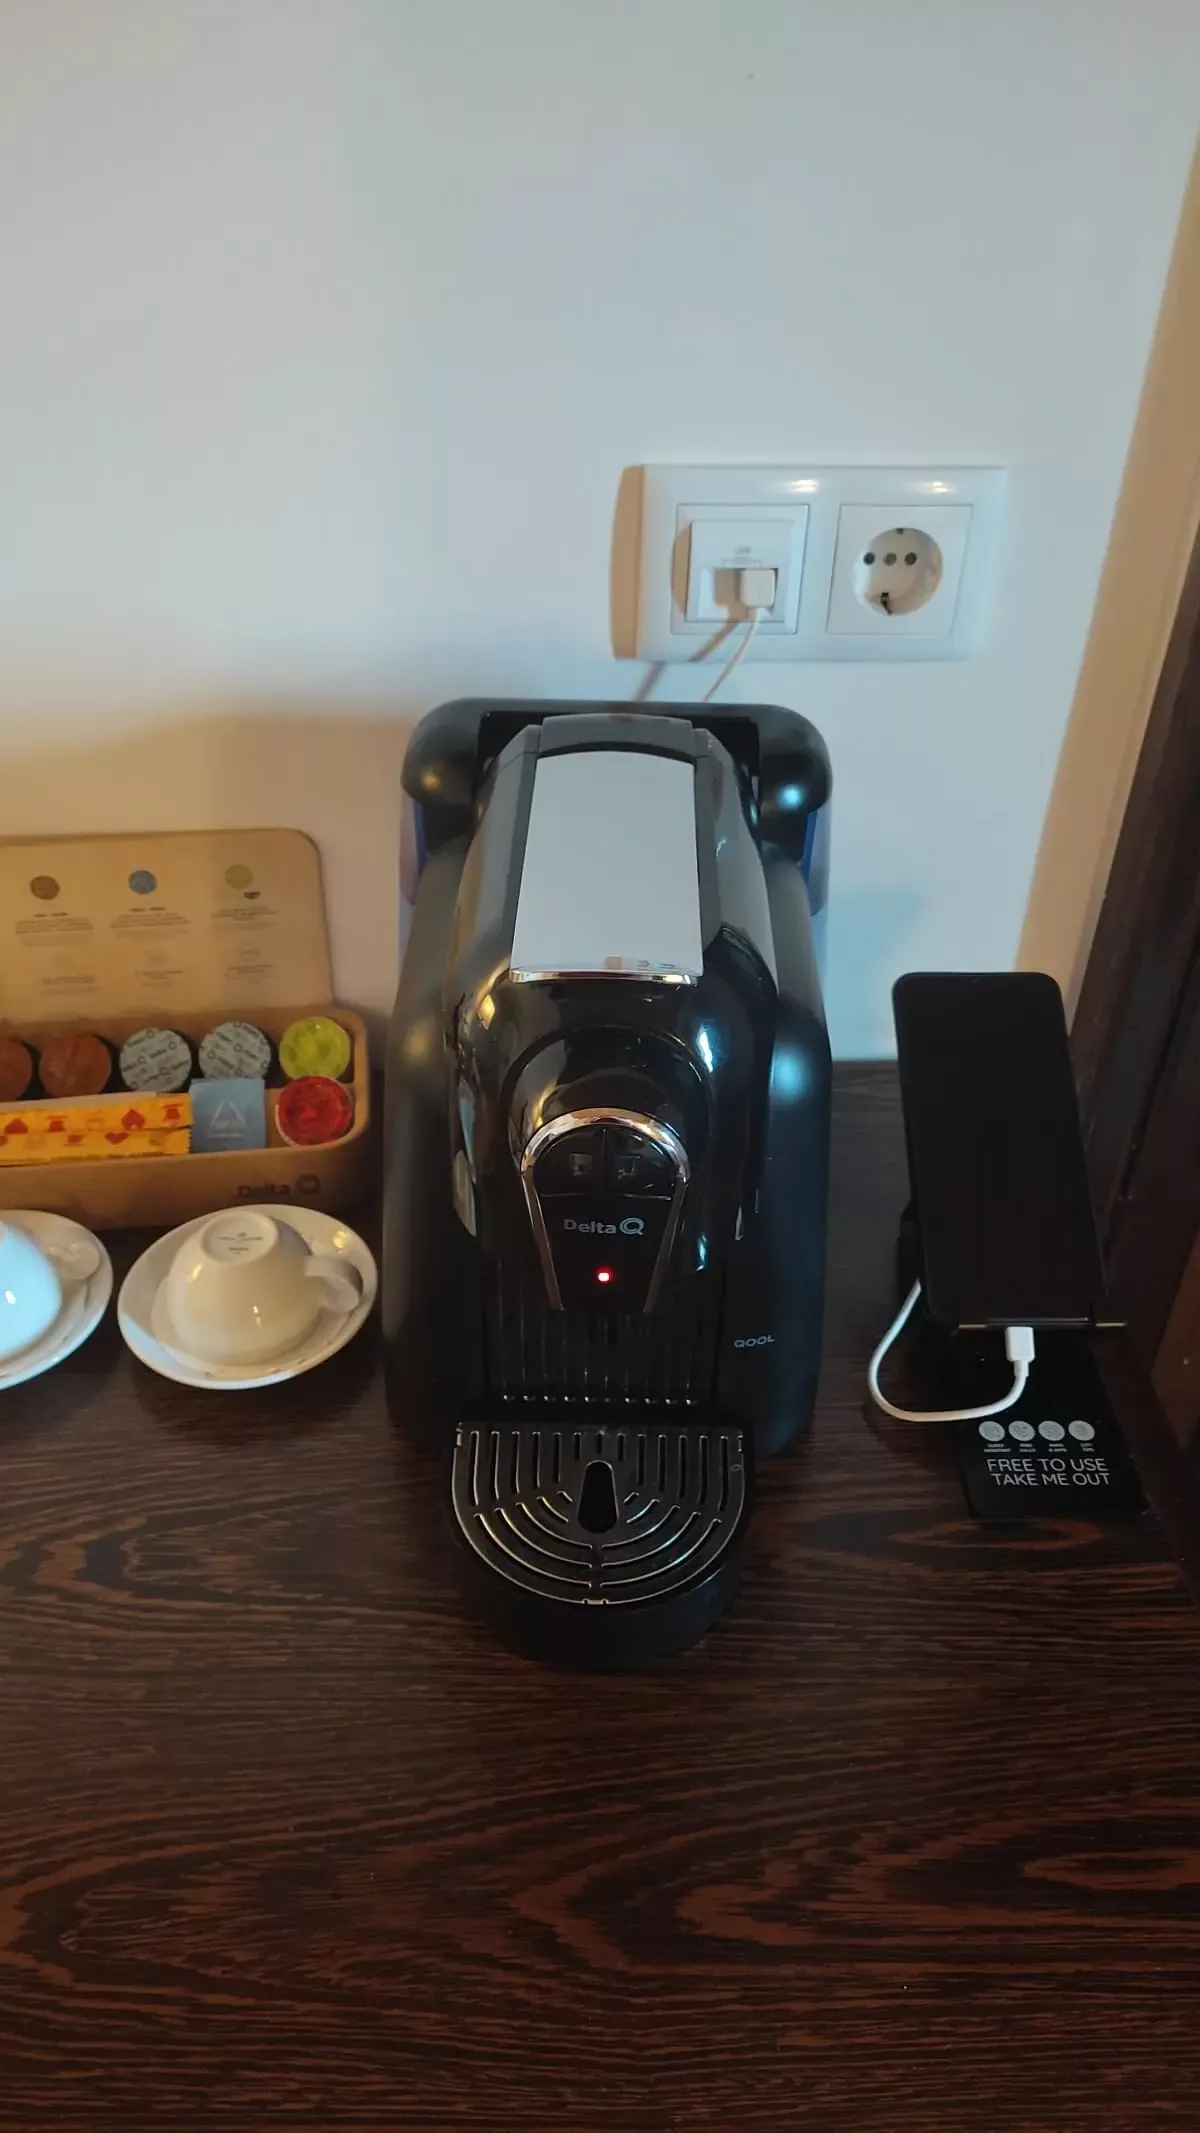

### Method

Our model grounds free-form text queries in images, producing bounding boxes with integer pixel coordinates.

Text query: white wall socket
[634,465,1005,663]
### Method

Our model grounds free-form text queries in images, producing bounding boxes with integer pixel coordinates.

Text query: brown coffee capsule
[0,1035,37,1103]
[39,1030,115,1099]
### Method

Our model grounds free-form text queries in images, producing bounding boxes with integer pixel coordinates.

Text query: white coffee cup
[0,1220,65,1361]
[162,1211,362,1368]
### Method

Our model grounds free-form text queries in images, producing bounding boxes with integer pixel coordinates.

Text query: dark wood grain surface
[3,1064,1200,2132]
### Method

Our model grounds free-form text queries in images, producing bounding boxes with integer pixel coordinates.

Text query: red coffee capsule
[275,1075,354,1147]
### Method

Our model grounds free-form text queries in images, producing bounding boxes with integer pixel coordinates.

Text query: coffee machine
[383,698,831,1664]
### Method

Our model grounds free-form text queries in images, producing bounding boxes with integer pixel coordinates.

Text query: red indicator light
[595,1267,614,1285]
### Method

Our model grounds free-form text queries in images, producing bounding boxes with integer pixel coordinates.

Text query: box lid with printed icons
[0,829,332,1025]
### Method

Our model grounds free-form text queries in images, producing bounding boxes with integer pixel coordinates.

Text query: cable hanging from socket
[635,567,776,706]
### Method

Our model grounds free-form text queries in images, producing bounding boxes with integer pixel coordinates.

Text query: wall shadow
[823,887,927,1059]
[0,698,420,1035]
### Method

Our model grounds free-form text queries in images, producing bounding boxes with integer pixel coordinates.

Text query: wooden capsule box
[0,830,371,1230]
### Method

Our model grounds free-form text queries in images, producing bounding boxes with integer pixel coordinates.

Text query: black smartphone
[893,972,1109,1330]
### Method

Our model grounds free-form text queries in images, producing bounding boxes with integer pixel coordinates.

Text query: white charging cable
[867,1281,1036,1423]
[635,566,776,705]
[701,607,761,702]
[632,616,738,703]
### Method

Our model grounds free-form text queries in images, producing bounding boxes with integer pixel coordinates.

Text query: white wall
[2,0,1198,1054]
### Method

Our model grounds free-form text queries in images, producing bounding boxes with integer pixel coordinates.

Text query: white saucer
[0,1211,113,1389]
[118,1204,377,1390]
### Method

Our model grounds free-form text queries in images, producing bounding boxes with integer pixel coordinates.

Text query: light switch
[682,511,807,630]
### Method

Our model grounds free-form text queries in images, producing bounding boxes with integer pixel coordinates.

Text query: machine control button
[605,1127,677,1196]
[534,1125,606,1194]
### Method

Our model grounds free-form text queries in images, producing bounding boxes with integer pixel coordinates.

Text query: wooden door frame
[1072,523,1200,1427]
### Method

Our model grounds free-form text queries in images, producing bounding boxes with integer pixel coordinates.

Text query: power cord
[867,1280,1036,1423]
[636,566,776,704]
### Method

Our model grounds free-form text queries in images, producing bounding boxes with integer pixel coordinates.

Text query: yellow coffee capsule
[278,1015,352,1083]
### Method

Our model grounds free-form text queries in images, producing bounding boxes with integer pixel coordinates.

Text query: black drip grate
[451,1421,747,1608]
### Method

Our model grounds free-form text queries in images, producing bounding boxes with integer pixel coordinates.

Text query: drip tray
[449,1418,750,1667]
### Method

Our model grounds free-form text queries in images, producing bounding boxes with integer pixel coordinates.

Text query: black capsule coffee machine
[383,699,832,1665]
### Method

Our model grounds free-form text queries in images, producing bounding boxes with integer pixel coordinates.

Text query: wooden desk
[3,1066,1200,2131]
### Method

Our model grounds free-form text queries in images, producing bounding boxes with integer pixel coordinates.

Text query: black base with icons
[954,1336,1143,1521]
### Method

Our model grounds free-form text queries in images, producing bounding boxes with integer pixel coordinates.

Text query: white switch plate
[634,465,1005,662]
